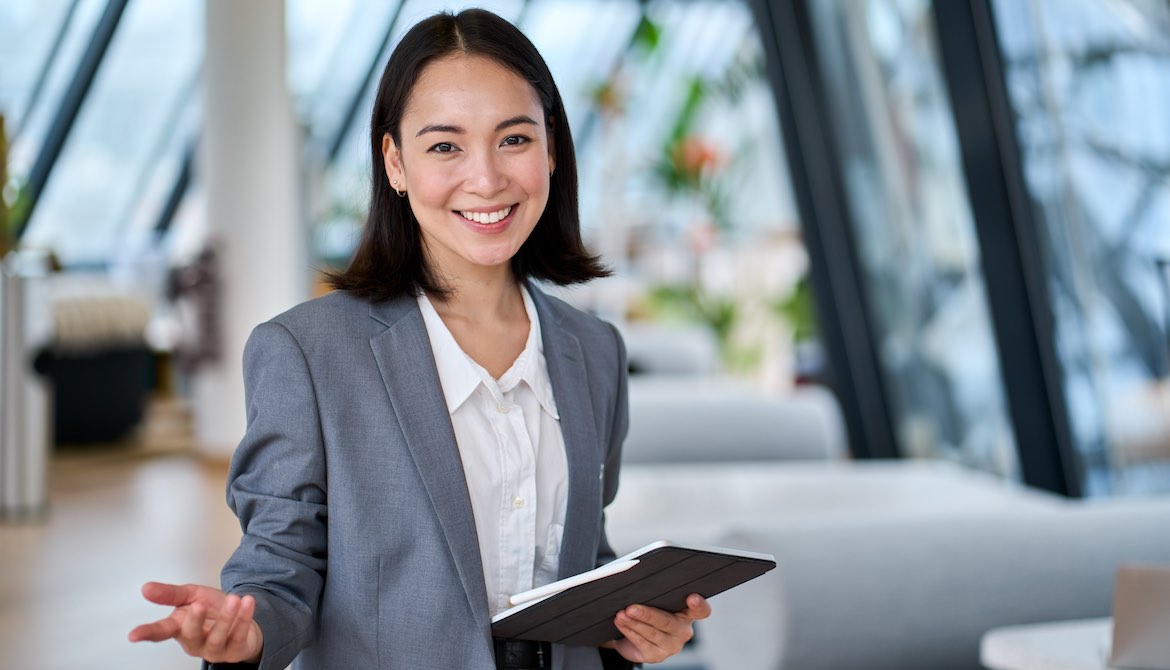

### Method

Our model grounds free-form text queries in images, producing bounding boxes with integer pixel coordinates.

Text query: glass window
[0,0,107,179]
[287,0,401,148]
[316,0,526,268]
[9,1,804,396]
[993,0,1170,495]
[806,0,1020,477]
[317,0,804,387]
[20,0,203,266]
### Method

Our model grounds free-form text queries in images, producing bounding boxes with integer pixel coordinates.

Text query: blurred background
[1,1,1169,669]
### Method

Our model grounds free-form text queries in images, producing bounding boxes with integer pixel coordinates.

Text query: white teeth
[460,205,512,224]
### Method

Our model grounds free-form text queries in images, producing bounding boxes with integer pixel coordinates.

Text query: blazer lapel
[367,297,491,634]
[530,289,604,580]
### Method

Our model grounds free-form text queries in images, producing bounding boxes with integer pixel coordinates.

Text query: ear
[382,133,405,186]
[546,115,556,175]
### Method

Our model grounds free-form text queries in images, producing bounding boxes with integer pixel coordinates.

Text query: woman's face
[383,54,554,282]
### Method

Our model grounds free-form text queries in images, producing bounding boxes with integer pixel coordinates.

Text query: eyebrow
[415,115,539,137]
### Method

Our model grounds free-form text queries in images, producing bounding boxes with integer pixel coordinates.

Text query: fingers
[611,597,711,664]
[614,610,664,663]
[201,595,264,663]
[130,582,193,644]
[131,583,262,662]
[177,602,209,656]
[203,594,240,649]
[621,605,676,635]
[613,605,688,664]
[128,617,181,643]
[140,581,194,607]
[224,596,259,652]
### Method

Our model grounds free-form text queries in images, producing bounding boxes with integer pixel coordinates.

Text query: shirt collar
[416,292,482,413]
[415,287,559,420]
[504,286,559,420]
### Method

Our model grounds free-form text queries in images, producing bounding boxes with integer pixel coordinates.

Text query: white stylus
[508,559,641,606]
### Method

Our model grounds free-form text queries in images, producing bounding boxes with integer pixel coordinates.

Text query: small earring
[391,179,405,198]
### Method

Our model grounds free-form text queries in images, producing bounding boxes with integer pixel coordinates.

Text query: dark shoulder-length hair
[327,8,609,301]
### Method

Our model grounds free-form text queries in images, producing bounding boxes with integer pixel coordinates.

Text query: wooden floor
[0,450,241,669]
[0,393,709,670]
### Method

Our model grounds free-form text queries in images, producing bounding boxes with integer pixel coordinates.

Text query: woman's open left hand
[606,594,711,664]
[128,581,264,664]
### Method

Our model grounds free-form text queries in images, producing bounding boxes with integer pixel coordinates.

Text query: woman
[130,9,709,670]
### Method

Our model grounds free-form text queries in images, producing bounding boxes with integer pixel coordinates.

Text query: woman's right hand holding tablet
[129,581,264,664]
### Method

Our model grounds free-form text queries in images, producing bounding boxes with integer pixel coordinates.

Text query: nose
[463,149,507,197]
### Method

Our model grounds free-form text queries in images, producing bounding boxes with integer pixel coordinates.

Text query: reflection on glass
[319,0,793,259]
[287,0,399,148]
[808,0,1019,476]
[316,0,526,269]
[317,0,801,384]
[322,0,792,229]
[993,0,1170,495]
[0,0,75,129]
[0,0,106,178]
[562,0,798,366]
[21,0,203,266]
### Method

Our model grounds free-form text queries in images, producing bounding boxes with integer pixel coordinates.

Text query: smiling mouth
[457,205,513,224]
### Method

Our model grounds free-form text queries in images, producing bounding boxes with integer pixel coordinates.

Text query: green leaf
[632,13,661,53]
[773,276,819,342]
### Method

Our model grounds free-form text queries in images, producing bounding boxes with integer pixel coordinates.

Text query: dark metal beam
[17,0,129,239]
[326,1,407,163]
[932,0,1082,496]
[10,0,82,143]
[747,0,900,459]
[153,143,194,235]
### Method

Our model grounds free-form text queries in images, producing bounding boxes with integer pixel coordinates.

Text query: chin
[467,244,524,269]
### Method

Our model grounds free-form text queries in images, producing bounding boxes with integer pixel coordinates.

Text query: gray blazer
[214,286,629,670]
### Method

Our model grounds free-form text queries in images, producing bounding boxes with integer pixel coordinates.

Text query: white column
[194,0,306,458]
[0,252,52,518]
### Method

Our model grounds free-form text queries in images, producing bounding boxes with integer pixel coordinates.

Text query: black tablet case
[490,544,777,645]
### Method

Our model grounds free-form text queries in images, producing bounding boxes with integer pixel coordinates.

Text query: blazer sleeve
[210,321,329,670]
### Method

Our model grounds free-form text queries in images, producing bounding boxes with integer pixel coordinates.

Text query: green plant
[585,12,661,117]
[630,12,661,53]
[648,43,766,232]
[1,112,9,255]
[646,283,737,345]
[644,283,776,374]
[651,130,732,231]
[773,275,819,343]
[0,112,28,257]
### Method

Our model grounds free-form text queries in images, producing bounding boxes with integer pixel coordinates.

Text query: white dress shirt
[416,287,569,616]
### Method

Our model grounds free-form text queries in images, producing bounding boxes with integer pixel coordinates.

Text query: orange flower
[671,136,725,182]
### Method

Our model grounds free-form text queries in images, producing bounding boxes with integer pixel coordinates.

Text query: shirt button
[497,404,511,414]
[512,496,526,509]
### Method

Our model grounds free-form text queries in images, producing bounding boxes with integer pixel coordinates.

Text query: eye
[428,142,458,154]
[501,135,531,147]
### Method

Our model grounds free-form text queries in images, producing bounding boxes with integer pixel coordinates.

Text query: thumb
[680,594,711,621]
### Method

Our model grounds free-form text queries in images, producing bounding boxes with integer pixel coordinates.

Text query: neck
[429,267,526,324]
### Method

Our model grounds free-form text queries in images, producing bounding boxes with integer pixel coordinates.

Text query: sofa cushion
[605,460,1056,554]
[700,499,1170,670]
[624,378,847,464]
